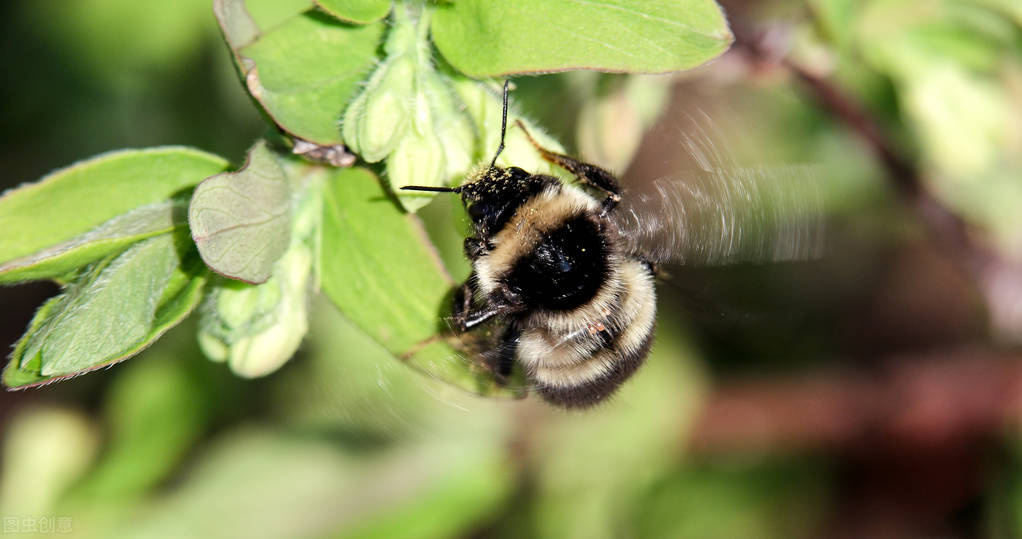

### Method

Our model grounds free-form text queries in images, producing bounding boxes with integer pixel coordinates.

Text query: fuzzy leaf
[0,201,185,285]
[4,234,208,389]
[315,0,391,24]
[215,1,385,144]
[0,147,228,269]
[189,141,291,284]
[320,167,519,398]
[431,0,733,77]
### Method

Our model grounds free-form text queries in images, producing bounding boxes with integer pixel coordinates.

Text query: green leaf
[3,297,63,389]
[320,167,517,397]
[0,147,229,268]
[320,167,449,351]
[4,234,208,389]
[0,200,185,285]
[28,235,178,377]
[416,189,472,282]
[431,0,733,77]
[215,2,385,144]
[316,0,392,24]
[244,0,313,29]
[213,0,314,50]
[189,141,291,284]
[450,77,569,173]
[213,0,262,49]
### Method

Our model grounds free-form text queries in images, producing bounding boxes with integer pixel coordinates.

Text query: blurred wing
[613,164,825,266]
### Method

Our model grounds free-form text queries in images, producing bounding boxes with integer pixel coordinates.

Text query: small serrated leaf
[189,141,291,284]
[0,147,229,268]
[3,296,64,388]
[4,233,208,388]
[37,236,178,376]
[0,200,185,285]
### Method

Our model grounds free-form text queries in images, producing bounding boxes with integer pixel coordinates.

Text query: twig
[728,21,1022,339]
[689,350,1022,453]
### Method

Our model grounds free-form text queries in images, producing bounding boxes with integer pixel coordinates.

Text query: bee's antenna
[400,185,462,193]
[489,79,511,169]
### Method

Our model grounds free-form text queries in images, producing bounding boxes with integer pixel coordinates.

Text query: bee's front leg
[451,278,504,332]
[451,280,474,327]
[463,237,491,260]
[490,324,520,381]
[514,119,622,212]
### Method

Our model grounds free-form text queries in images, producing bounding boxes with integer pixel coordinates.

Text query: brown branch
[689,350,1022,453]
[781,58,989,273]
[728,21,1022,339]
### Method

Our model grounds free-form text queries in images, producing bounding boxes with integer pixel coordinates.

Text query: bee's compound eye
[467,202,485,222]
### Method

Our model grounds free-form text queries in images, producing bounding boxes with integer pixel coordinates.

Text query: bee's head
[400,80,553,236]
[458,166,550,236]
[401,165,549,237]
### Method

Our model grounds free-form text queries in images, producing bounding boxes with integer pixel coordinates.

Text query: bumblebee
[404,83,822,408]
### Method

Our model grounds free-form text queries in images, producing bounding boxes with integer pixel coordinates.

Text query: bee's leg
[639,257,658,276]
[452,278,505,332]
[463,236,490,260]
[452,280,474,323]
[514,120,622,210]
[458,306,506,332]
[492,324,520,381]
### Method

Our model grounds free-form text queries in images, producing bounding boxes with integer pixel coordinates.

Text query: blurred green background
[1,0,1021,537]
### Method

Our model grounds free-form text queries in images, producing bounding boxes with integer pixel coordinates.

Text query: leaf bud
[342,56,415,163]
[198,244,312,378]
[388,129,448,212]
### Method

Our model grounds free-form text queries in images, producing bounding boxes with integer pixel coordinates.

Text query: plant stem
[728,20,1022,340]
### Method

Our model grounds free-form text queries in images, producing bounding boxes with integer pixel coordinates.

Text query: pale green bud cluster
[342,55,415,163]
[197,184,321,378]
[340,5,577,212]
[450,78,570,179]
[341,4,475,212]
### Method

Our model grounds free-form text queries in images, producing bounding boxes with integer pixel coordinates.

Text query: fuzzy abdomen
[469,182,657,407]
[517,258,656,408]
